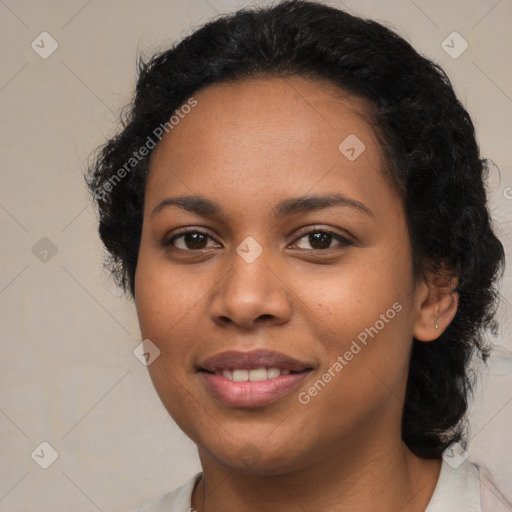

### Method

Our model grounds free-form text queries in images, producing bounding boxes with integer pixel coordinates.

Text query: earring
[435,319,439,329]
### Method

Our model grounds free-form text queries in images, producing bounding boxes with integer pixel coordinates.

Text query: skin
[134,76,458,511]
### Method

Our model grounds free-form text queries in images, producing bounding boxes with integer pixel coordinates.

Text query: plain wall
[1,0,511,510]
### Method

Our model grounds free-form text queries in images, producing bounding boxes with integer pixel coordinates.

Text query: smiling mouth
[197,349,313,407]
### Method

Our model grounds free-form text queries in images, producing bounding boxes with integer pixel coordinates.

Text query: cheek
[135,246,205,341]
[294,294,413,446]
[134,259,204,434]
[303,248,415,398]
[309,250,412,341]
[134,253,197,403]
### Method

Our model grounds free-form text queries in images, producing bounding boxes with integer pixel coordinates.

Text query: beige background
[1,0,511,510]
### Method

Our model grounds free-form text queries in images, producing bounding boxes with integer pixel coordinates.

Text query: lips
[197,349,313,407]
[198,349,312,373]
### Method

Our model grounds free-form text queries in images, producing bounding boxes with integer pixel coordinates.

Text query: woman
[86,1,508,510]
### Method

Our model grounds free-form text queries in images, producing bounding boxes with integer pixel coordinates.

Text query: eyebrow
[151,193,374,219]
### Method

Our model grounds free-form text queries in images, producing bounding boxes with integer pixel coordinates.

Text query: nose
[209,249,293,330]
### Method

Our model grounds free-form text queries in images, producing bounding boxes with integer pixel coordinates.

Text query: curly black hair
[85,0,505,458]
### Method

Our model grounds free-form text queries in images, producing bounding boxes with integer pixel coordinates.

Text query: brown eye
[308,232,332,250]
[166,231,218,250]
[293,230,352,251]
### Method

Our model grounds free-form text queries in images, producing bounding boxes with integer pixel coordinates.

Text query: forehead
[164,75,376,148]
[146,75,395,220]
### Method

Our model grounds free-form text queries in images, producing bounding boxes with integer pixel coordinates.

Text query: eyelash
[164,227,353,252]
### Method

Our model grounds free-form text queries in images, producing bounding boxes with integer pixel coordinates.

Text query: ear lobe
[413,275,459,342]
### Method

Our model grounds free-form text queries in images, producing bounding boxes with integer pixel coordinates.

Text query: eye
[291,229,353,251]
[164,227,353,252]
[165,230,219,251]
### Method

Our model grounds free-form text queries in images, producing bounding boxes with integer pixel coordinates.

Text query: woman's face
[135,76,426,473]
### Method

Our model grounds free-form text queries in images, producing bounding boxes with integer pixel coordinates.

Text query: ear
[413,269,459,342]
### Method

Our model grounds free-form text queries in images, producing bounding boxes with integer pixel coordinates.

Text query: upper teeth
[214,367,291,382]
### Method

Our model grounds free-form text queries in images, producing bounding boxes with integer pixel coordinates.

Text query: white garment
[132,459,511,512]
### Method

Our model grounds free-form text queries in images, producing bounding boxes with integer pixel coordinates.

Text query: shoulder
[426,458,481,512]
[477,464,512,512]
[426,458,512,512]
[129,472,202,512]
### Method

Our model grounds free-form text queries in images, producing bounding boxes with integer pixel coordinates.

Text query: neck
[191,426,442,512]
